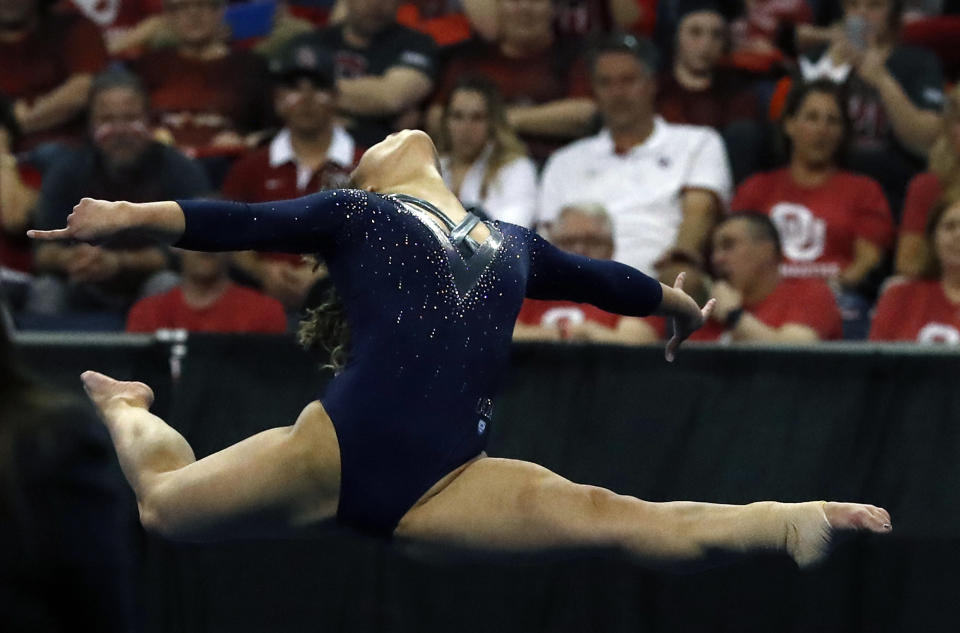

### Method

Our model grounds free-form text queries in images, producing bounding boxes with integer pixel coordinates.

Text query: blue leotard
[175,190,662,536]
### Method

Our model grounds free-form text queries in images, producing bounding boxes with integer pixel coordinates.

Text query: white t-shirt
[441,144,538,228]
[538,117,732,275]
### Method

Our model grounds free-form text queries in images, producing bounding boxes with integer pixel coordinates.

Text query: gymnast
[30,129,891,570]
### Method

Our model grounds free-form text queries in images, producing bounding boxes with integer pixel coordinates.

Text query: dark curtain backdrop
[19,336,960,633]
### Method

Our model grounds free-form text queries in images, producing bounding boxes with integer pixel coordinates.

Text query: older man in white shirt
[538,34,732,281]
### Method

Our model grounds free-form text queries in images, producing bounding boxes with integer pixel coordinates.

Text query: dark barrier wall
[17,335,960,633]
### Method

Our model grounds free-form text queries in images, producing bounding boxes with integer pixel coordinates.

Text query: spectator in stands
[0,310,136,632]
[655,1,765,184]
[658,2,759,126]
[126,249,288,332]
[466,0,659,40]
[436,76,538,227]
[798,0,944,214]
[0,97,40,277]
[514,203,659,343]
[65,0,165,57]
[430,0,596,162]
[896,83,960,276]
[285,0,438,148]
[871,198,960,343]
[538,33,731,286]
[395,0,474,47]
[732,79,893,338]
[131,0,271,156]
[27,70,210,316]
[222,41,357,308]
[690,211,842,342]
[0,0,109,151]
[728,0,813,73]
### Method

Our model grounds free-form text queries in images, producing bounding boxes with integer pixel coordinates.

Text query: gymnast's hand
[27,198,185,246]
[663,272,715,363]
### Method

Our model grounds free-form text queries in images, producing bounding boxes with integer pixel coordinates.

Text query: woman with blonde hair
[436,75,538,228]
[895,85,960,277]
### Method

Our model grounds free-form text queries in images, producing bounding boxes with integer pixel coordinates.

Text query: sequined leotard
[174,190,663,536]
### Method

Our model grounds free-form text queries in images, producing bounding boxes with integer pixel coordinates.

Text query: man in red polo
[221,41,360,309]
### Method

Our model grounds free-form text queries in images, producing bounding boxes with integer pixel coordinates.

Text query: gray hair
[556,203,614,235]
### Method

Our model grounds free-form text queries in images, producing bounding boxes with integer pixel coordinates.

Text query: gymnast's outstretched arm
[522,228,714,360]
[27,191,360,253]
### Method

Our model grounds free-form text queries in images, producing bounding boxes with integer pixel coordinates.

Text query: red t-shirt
[869,279,960,343]
[553,0,656,37]
[656,70,759,129]
[516,298,621,337]
[688,278,842,342]
[0,11,109,149]
[132,48,270,153]
[64,0,163,56]
[396,3,472,46]
[126,284,288,333]
[732,169,894,279]
[899,172,943,236]
[0,164,42,272]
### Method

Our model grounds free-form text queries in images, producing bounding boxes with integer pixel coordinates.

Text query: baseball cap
[270,42,336,88]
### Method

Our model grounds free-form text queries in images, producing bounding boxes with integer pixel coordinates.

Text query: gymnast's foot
[785,501,892,569]
[81,370,155,415]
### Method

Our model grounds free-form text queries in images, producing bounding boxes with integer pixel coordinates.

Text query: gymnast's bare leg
[82,371,341,541]
[84,370,890,568]
[396,458,891,570]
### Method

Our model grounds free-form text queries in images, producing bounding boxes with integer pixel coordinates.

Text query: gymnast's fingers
[673,271,685,291]
[701,298,716,321]
[665,334,679,363]
[27,228,73,241]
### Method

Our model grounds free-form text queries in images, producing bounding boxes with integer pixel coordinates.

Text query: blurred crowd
[2,0,960,345]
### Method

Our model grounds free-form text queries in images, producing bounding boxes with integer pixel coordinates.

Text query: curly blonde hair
[296,258,350,372]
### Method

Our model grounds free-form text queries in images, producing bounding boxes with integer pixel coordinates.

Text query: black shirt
[800,44,945,212]
[36,141,211,231]
[286,23,437,148]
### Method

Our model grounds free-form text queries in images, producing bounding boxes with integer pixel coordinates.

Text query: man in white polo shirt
[538,33,732,282]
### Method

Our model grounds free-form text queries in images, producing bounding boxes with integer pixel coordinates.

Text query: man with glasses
[514,203,660,344]
[27,69,209,317]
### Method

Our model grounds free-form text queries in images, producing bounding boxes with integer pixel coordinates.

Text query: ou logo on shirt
[770,203,826,262]
[541,307,586,328]
[917,323,960,345]
[72,0,119,26]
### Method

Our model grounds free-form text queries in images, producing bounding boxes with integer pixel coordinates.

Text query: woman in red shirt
[732,79,894,338]
[895,84,960,277]
[871,198,960,344]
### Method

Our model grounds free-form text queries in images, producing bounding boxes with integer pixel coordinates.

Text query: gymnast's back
[175,189,662,533]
